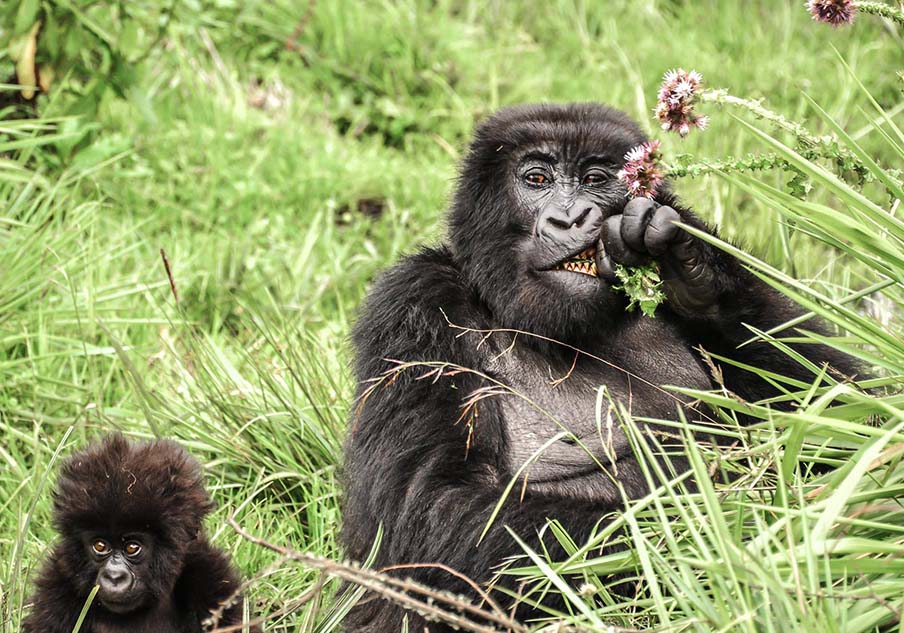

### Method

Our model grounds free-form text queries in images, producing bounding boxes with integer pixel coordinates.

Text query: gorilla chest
[483,321,712,475]
[92,604,192,633]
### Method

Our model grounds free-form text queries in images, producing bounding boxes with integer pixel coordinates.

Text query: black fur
[341,103,859,631]
[22,434,259,633]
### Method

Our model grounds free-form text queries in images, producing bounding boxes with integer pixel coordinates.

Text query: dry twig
[218,517,530,633]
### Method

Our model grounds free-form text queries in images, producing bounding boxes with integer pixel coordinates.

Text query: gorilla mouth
[554,246,598,276]
[99,595,138,614]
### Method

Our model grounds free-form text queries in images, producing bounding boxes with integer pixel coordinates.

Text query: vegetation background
[1,1,902,631]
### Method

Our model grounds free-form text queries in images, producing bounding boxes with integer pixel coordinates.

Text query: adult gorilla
[341,103,856,630]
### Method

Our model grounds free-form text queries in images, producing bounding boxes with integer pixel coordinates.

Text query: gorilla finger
[603,215,649,267]
[595,245,617,282]
[644,205,681,256]
[621,197,657,252]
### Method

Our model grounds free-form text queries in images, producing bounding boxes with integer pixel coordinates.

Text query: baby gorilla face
[86,531,153,613]
[23,435,257,633]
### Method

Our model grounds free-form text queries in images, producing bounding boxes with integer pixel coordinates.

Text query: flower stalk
[857,1,904,26]
[653,69,893,188]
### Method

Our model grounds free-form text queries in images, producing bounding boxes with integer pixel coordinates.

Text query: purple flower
[656,68,708,138]
[618,140,664,199]
[806,0,857,26]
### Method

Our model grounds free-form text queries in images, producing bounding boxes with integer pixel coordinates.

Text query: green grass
[1,1,903,631]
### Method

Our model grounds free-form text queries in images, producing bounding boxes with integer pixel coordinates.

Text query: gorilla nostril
[547,216,570,231]
[573,207,592,227]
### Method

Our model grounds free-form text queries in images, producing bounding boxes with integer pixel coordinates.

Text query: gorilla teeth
[554,247,598,276]
[557,260,598,276]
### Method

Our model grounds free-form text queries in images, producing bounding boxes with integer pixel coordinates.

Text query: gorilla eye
[582,171,608,186]
[124,542,142,557]
[92,540,110,555]
[524,170,549,186]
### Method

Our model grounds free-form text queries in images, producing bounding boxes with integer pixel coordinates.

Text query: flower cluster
[806,0,857,27]
[617,140,664,199]
[655,68,709,138]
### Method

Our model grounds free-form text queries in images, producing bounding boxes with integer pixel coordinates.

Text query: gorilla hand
[600,197,718,317]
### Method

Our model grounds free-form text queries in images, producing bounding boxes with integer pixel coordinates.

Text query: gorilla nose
[537,204,603,249]
[99,567,130,591]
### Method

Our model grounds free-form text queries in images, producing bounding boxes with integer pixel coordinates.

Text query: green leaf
[72,584,99,633]
[802,93,904,202]
[63,23,84,59]
[119,20,141,58]
[613,263,665,316]
[70,132,133,171]
[42,9,61,59]
[14,0,40,35]
[732,115,904,241]
[505,527,608,629]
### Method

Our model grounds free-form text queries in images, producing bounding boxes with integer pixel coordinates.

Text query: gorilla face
[49,434,211,618]
[449,103,649,341]
[84,531,154,613]
[514,143,626,298]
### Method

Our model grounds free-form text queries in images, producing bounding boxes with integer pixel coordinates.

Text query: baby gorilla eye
[92,540,110,555]
[124,542,142,556]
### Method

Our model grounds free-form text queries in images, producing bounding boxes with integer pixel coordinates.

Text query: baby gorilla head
[24,434,258,632]
[51,434,213,615]
[86,532,152,613]
[449,103,650,342]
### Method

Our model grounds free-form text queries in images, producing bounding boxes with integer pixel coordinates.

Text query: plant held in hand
[614,264,667,318]
[614,141,668,316]
[617,140,665,199]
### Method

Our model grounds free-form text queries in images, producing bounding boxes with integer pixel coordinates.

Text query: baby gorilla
[23,434,258,633]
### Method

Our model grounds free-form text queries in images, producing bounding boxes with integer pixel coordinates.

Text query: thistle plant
[655,69,709,138]
[617,140,665,199]
[615,142,667,316]
[613,264,666,318]
[652,67,902,192]
[616,7,902,318]
[807,0,904,27]
[649,69,796,181]
[806,0,859,26]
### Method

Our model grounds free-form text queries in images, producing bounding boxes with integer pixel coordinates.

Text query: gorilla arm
[174,538,261,633]
[601,196,861,402]
[21,549,82,633]
[341,248,621,628]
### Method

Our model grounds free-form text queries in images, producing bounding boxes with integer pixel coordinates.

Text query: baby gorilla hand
[600,198,719,316]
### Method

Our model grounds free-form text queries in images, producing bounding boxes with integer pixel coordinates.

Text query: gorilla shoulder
[352,245,483,375]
